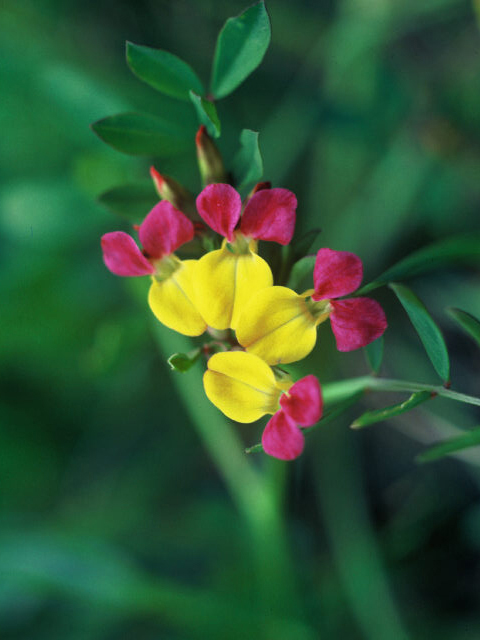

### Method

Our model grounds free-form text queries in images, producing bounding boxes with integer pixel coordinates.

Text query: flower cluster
[101,129,387,460]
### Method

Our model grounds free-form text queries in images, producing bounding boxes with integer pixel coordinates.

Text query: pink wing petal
[312,248,363,301]
[139,201,194,259]
[262,411,305,461]
[101,232,155,277]
[280,375,323,427]
[196,183,241,242]
[330,298,387,351]
[240,188,297,245]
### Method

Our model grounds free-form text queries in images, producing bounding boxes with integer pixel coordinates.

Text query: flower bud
[195,125,227,185]
[149,166,196,215]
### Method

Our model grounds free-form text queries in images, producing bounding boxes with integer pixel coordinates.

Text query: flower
[193,183,297,330]
[236,248,387,364]
[101,201,207,336]
[203,351,322,460]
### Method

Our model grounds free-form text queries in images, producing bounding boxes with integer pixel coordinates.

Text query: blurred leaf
[287,255,315,291]
[168,349,201,373]
[447,307,480,349]
[390,283,450,382]
[126,42,204,101]
[232,129,263,190]
[189,91,221,137]
[291,228,321,261]
[363,336,384,374]
[358,234,480,295]
[351,391,432,429]
[91,112,190,156]
[417,426,480,463]
[98,183,158,223]
[211,2,271,99]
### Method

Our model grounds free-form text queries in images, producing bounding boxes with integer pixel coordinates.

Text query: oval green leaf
[189,91,221,138]
[417,426,480,463]
[363,336,384,374]
[351,391,432,429]
[98,183,158,223]
[211,1,271,99]
[390,283,450,382]
[286,255,315,291]
[91,112,190,156]
[232,129,263,190]
[126,42,204,101]
[447,307,480,350]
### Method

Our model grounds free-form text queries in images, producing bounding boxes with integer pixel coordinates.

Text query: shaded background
[2,0,480,638]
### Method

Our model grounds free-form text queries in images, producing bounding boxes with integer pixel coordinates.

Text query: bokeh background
[2,0,480,638]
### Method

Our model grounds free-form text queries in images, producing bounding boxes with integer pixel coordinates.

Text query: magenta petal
[262,411,305,461]
[240,188,297,245]
[280,375,323,427]
[196,184,241,241]
[330,298,387,351]
[139,201,194,259]
[101,232,155,277]
[312,248,363,301]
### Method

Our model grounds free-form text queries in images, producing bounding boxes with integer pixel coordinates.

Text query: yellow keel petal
[236,286,317,365]
[204,351,281,422]
[148,260,207,336]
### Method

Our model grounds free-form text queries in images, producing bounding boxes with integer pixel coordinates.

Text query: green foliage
[211,1,271,99]
[232,129,263,190]
[286,255,316,291]
[189,91,221,137]
[126,41,204,101]
[363,336,384,374]
[390,283,450,382]
[447,307,480,350]
[417,426,480,463]
[167,349,202,372]
[98,183,159,223]
[351,391,432,429]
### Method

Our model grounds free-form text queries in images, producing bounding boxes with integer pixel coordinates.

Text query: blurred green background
[2,0,480,638]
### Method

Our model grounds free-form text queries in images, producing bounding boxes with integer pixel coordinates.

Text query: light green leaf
[168,349,201,373]
[363,336,384,374]
[91,112,190,156]
[189,91,221,138]
[390,283,450,382]
[211,2,271,99]
[286,255,315,291]
[126,42,204,101]
[447,307,480,350]
[98,183,158,223]
[232,129,263,190]
[417,426,480,463]
[351,391,432,429]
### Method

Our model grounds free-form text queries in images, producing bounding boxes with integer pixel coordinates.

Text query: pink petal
[312,248,363,301]
[262,411,305,461]
[196,184,241,242]
[280,375,323,427]
[330,298,387,351]
[101,232,155,277]
[139,201,194,259]
[240,188,297,245]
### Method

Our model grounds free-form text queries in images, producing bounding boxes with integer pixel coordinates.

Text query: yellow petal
[204,351,281,422]
[236,286,317,365]
[148,260,207,336]
[193,245,273,330]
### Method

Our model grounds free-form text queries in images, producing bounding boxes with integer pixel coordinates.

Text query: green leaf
[211,2,271,99]
[126,42,204,101]
[232,129,263,190]
[417,426,480,463]
[98,183,158,223]
[167,349,201,373]
[291,228,321,261]
[447,307,480,349]
[189,91,221,138]
[357,234,480,295]
[286,255,315,291]
[351,391,432,429]
[390,283,450,382]
[91,112,190,156]
[363,336,384,374]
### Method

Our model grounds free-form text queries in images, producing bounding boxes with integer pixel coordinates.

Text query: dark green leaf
[447,307,480,349]
[357,234,480,295]
[351,391,432,429]
[286,255,315,291]
[189,91,221,138]
[291,228,321,261]
[168,349,201,373]
[98,183,158,223]
[363,336,384,374]
[232,129,263,190]
[390,283,450,382]
[211,2,271,99]
[417,426,480,463]
[126,42,204,101]
[91,112,190,156]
